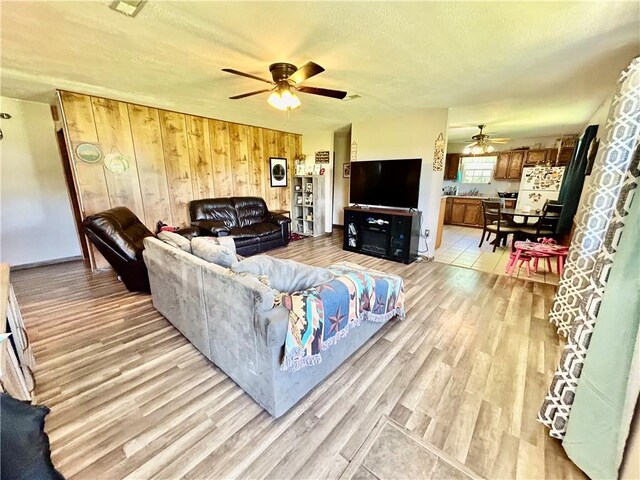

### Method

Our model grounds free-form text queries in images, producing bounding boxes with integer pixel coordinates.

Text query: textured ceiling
[1,1,638,140]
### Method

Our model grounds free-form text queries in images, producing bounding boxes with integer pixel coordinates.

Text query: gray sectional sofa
[143,237,395,417]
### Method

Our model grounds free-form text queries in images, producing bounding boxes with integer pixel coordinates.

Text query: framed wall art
[270,157,288,187]
[343,163,351,178]
[75,143,102,164]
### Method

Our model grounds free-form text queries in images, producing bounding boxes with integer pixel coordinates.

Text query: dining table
[507,240,570,276]
[491,207,561,226]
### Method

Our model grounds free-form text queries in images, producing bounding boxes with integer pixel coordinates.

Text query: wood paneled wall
[58,91,301,269]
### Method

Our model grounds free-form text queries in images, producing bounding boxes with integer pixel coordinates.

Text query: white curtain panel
[539,57,640,439]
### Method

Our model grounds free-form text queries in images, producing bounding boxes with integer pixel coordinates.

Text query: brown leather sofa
[189,197,291,256]
[82,207,197,293]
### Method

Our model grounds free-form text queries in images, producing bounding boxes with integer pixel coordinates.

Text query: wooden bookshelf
[291,175,326,237]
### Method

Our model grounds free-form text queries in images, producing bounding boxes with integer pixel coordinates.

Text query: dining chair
[479,200,518,251]
[518,203,563,240]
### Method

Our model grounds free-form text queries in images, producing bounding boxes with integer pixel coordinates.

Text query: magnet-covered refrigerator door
[520,166,565,191]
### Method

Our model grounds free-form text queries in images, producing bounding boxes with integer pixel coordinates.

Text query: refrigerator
[516,166,566,211]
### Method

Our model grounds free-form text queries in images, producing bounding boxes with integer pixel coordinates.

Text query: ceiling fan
[222,61,347,111]
[461,125,511,155]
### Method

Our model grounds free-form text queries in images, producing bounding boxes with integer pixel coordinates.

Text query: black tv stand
[343,206,420,264]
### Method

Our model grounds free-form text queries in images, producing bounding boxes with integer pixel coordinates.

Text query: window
[460,156,496,184]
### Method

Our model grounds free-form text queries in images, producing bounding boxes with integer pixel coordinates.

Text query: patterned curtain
[539,56,640,439]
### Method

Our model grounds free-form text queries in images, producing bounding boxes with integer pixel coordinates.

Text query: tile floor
[435,225,560,285]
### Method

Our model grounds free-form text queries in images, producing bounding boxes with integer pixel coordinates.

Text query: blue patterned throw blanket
[278,262,405,372]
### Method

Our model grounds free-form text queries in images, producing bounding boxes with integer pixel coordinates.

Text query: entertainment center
[343,206,420,264]
[343,158,422,264]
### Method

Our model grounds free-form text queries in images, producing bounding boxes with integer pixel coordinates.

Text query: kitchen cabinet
[495,152,510,179]
[524,147,575,167]
[496,151,525,180]
[507,151,525,179]
[444,197,453,223]
[525,149,547,165]
[463,203,481,225]
[444,154,461,180]
[493,146,575,180]
[445,197,483,227]
[450,202,466,224]
[436,197,446,249]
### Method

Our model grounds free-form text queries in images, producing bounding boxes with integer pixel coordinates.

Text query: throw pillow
[231,255,334,293]
[191,238,237,268]
[0,393,64,480]
[216,236,237,253]
[157,231,192,253]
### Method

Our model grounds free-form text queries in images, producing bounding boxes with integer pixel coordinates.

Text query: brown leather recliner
[82,207,198,293]
[189,197,291,256]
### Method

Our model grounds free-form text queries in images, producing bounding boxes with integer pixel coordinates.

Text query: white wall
[301,130,334,233]
[333,129,351,225]
[351,108,449,255]
[0,97,80,266]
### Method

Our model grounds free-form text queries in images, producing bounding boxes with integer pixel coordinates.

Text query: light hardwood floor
[12,231,586,479]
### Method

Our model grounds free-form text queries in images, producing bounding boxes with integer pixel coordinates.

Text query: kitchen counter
[442,195,487,199]
[440,196,517,228]
[441,195,518,199]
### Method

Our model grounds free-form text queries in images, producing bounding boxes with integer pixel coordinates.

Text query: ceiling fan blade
[296,85,347,99]
[229,89,272,100]
[222,68,274,85]
[288,62,325,84]
[489,137,511,142]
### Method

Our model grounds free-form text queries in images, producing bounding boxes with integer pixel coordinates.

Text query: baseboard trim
[333,224,344,229]
[10,256,84,271]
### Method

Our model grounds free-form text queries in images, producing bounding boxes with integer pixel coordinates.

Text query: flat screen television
[350,159,422,209]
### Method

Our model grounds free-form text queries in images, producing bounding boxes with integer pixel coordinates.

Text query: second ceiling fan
[462,125,511,155]
[222,61,347,111]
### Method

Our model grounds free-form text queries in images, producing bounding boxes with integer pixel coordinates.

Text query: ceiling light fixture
[464,142,494,155]
[109,0,145,17]
[267,86,301,111]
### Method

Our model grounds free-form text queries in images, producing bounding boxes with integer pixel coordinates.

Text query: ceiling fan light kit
[462,124,508,155]
[267,87,301,111]
[223,61,347,111]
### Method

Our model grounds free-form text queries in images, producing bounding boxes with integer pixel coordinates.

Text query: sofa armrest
[191,220,230,237]
[266,213,291,226]
[264,307,290,348]
[173,226,200,240]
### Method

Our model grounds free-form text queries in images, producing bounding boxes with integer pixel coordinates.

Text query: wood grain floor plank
[11,231,586,479]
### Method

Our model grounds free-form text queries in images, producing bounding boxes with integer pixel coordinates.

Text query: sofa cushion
[231,255,334,293]
[228,227,259,239]
[83,206,153,261]
[189,198,239,227]
[157,231,192,253]
[215,236,236,253]
[193,220,230,236]
[232,236,261,249]
[191,238,238,268]
[248,223,281,237]
[233,197,268,227]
